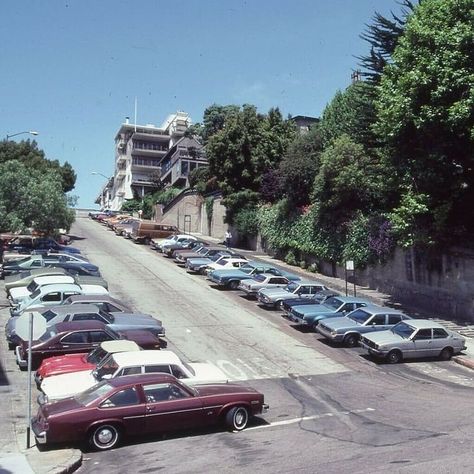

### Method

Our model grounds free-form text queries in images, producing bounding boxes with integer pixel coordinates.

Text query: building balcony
[116,154,127,164]
[131,147,167,157]
[116,169,126,179]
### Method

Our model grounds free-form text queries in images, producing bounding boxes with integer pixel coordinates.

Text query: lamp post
[91,172,112,210]
[5,130,39,140]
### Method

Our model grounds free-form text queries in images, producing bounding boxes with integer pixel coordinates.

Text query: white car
[39,350,228,403]
[8,275,76,306]
[150,234,196,252]
[204,257,249,275]
[10,283,109,316]
[238,273,290,297]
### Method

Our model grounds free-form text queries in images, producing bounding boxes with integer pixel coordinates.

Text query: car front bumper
[15,345,27,368]
[317,326,344,342]
[360,341,386,357]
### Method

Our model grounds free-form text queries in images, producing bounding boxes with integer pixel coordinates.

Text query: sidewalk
[0,291,82,474]
[193,233,474,369]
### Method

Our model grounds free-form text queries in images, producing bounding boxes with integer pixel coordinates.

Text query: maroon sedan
[15,321,163,370]
[32,373,268,450]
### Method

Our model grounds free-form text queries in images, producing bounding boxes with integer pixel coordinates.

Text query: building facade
[108,111,192,210]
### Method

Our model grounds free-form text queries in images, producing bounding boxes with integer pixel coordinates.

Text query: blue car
[208,260,300,290]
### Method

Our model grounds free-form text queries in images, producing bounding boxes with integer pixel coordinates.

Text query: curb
[453,355,474,371]
[52,450,83,474]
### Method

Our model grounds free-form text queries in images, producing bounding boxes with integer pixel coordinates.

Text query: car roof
[64,294,129,307]
[108,372,177,388]
[112,350,181,366]
[40,303,100,315]
[297,280,325,285]
[53,321,107,332]
[255,273,288,279]
[353,304,407,315]
[32,275,75,285]
[328,296,371,303]
[403,319,446,329]
[35,283,81,292]
[100,340,140,352]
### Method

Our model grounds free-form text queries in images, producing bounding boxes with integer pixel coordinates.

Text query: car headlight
[331,330,338,336]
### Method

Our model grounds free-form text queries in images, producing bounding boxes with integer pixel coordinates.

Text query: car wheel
[311,322,319,332]
[228,280,239,290]
[225,406,249,431]
[386,350,402,364]
[275,300,284,310]
[90,424,121,450]
[344,334,359,347]
[439,347,453,361]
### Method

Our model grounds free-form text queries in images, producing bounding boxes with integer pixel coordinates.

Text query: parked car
[1,255,100,278]
[317,305,412,347]
[360,319,467,363]
[287,296,370,331]
[15,321,163,369]
[150,234,196,252]
[162,239,207,258]
[208,261,301,290]
[40,349,228,403]
[238,274,290,297]
[8,274,108,306]
[10,283,109,316]
[112,218,139,236]
[32,373,268,450]
[281,290,341,316]
[35,340,141,387]
[173,245,220,265]
[203,257,249,275]
[129,221,179,244]
[184,251,239,274]
[5,268,72,293]
[257,281,329,309]
[6,304,165,349]
[6,236,81,255]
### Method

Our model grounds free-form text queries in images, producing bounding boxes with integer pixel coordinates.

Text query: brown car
[32,372,268,450]
[129,221,179,244]
[15,321,163,370]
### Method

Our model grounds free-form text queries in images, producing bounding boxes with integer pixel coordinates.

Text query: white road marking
[247,408,376,431]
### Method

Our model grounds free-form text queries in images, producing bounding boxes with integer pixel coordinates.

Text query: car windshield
[253,274,267,282]
[38,327,57,342]
[286,282,299,292]
[75,381,113,406]
[29,288,42,300]
[26,281,39,292]
[210,254,224,262]
[239,265,255,275]
[94,354,119,380]
[216,258,230,266]
[323,297,343,310]
[99,309,113,323]
[105,327,120,339]
[197,247,208,255]
[86,346,108,364]
[391,322,416,338]
[42,309,58,322]
[348,309,371,323]
[10,256,32,265]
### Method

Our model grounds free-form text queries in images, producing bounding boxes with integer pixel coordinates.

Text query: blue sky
[1,0,401,208]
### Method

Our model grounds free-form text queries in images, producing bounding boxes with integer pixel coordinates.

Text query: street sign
[14,312,46,341]
[345,260,354,271]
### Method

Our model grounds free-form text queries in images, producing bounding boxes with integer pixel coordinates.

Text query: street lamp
[5,130,39,140]
[91,171,110,179]
[91,172,112,210]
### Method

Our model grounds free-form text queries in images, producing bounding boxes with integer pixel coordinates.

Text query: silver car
[238,273,290,298]
[360,319,467,363]
[257,280,328,309]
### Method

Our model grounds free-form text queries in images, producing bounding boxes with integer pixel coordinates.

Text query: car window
[105,303,122,312]
[254,274,266,282]
[274,278,288,284]
[89,330,113,343]
[61,331,89,344]
[121,366,142,376]
[170,365,187,379]
[42,292,61,302]
[348,309,370,323]
[144,364,172,374]
[433,328,449,338]
[414,329,432,340]
[42,310,58,322]
[370,314,386,325]
[64,291,80,298]
[232,262,241,267]
[388,314,402,325]
[72,313,101,321]
[299,286,311,295]
[31,260,42,267]
[101,387,139,408]
[143,383,189,403]
[340,303,355,312]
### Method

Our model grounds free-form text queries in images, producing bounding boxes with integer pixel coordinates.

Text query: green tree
[0,161,74,233]
[375,0,474,244]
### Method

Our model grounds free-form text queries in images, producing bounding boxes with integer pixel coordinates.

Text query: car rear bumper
[15,345,27,368]
[31,417,47,444]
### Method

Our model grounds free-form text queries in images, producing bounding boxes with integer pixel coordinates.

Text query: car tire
[386,350,402,364]
[228,280,239,290]
[275,300,284,310]
[344,334,359,347]
[89,424,121,451]
[439,347,453,361]
[311,322,319,332]
[225,406,249,431]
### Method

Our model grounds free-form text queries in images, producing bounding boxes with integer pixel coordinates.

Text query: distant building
[95,177,114,210]
[108,112,191,210]
[290,115,319,134]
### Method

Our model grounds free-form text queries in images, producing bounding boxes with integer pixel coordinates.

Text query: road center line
[247,408,375,431]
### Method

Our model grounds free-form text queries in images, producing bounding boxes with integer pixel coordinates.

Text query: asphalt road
[71,217,474,474]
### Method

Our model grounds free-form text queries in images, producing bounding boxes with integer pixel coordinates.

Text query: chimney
[125,116,130,124]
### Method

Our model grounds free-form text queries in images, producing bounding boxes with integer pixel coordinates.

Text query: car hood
[194,383,259,397]
[41,370,96,400]
[210,269,247,278]
[176,251,201,259]
[37,353,90,378]
[320,316,361,330]
[259,287,291,297]
[187,257,212,265]
[362,330,404,345]
[112,314,161,326]
[188,363,228,384]
[293,303,331,315]
[118,329,161,347]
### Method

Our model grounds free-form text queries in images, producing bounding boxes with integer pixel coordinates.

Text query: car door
[411,329,434,357]
[98,386,145,436]
[142,382,204,434]
[57,331,91,355]
[364,314,387,334]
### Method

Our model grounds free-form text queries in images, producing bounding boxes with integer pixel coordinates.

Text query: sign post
[345,260,355,297]
[15,312,47,448]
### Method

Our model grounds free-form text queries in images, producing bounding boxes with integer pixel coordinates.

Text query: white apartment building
[107,111,191,210]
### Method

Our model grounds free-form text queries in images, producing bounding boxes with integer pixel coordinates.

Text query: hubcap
[97,428,114,445]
